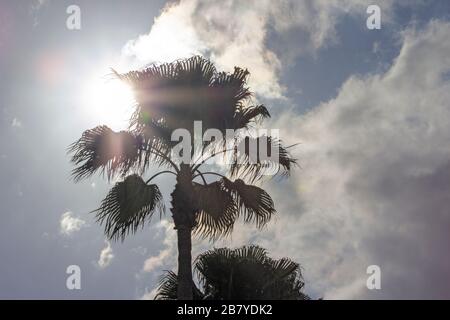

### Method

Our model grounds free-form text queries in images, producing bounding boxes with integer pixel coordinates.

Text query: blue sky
[1,0,450,299]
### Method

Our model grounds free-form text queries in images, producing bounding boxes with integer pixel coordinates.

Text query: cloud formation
[119,1,450,298]
[29,0,49,27]
[11,118,22,128]
[121,0,396,99]
[59,211,86,236]
[142,220,176,273]
[259,20,450,299]
[97,241,114,269]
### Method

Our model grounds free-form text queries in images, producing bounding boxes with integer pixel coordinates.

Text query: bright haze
[1,0,450,299]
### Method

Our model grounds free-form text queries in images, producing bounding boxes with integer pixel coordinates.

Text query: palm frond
[154,245,310,300]
[222,178,275,228]
[154,270,178,300]
[132,121,179,170]
[233,245,268,262]
[261,256,306,299]
[192,181,237,240]
[233,104,270,130]
[192,178,275,240]
[229,135,297,182]
[154,270,204,300]
[68,126,143,181]
[114,56,262,139]
[94,174,164,241]
[194,245,310,300]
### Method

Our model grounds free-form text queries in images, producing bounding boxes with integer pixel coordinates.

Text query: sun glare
[82,76,135,131]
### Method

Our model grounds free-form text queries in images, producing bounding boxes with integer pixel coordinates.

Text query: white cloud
[256,20,450,299]
[139,219,214,299]
[29,0,49,27]
[137,220,177,300]
[121,0,398,99]
[59,211,86,236]
[121,0,205,67]
[143,253,170,273]
[142,220,176,273]
[97,241,114,269]
[11,118,22,128]
[30,0,48,13]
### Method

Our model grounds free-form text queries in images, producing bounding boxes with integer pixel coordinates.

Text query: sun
[82,75,135,131]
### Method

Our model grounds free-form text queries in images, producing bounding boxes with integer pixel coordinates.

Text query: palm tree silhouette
[68,56,296,299]
[155,245,310,300]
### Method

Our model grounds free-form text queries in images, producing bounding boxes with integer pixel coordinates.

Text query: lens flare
[82,76,135,131]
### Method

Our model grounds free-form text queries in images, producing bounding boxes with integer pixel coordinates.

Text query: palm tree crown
[156,245,310,300]
[68,56,296,299]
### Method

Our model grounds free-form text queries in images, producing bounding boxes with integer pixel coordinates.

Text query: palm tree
[155,245,310,300]
[68,56,296,299]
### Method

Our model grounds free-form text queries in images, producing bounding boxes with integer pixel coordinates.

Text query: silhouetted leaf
[114,56,262,138]
[229,135,297,182]
[223,178,275,228]
[195,245,309,300]
[192,181,237,239]
[233,104,270,130]
[155,245,310,300]
[192,178,275,240]
[155,270,204,300]
[94,174,164,241]
[68,126,143,181]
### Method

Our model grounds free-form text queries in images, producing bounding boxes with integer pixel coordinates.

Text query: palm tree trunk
[171,164,195,300]
[176,226,192,300]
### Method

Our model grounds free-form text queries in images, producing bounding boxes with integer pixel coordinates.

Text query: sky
[1,0,450,299]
